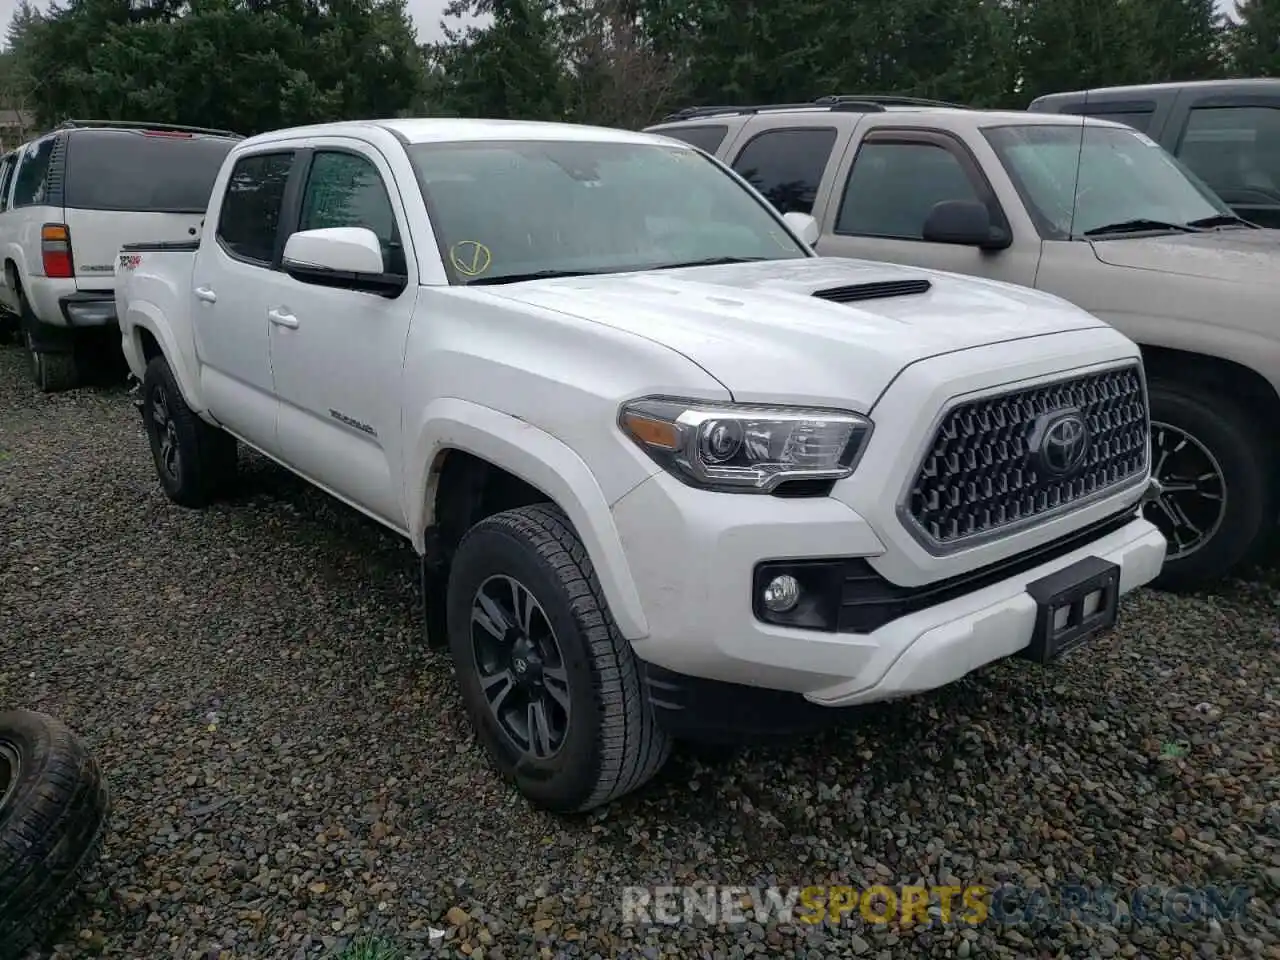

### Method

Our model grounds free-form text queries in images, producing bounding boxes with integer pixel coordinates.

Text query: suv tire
[1145,381,1276,591]
[446,504,671,812]
[0,710,110,960]
[141,354,238,508]
[18,288,79,394]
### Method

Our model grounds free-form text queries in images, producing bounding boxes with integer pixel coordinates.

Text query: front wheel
[141,354,238,508]
[446,504,671,813]
[1143,382,1276,591]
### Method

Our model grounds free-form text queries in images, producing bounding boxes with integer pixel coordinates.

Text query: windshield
[404,138,810,284]
[983,123,1234,238]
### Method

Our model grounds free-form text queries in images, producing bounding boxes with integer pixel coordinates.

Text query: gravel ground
[2,340,1279,960]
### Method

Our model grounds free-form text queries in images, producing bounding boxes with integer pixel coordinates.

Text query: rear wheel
[141,354,238,507]
[1143,381,1276,591]
[18,287,80,393]
[446,504,670,813]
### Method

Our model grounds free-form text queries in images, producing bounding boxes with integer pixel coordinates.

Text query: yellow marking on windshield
[450,240,492,277]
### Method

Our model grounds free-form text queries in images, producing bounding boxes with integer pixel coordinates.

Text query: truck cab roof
[236,117,671,150]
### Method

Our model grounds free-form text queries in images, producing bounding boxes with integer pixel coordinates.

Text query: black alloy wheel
[149,379,182,487]
[470,573,572,759]
[1144,419,1228,561]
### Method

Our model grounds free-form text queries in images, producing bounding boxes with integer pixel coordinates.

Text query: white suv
[0,120,241,391]
[115,118,1167,811]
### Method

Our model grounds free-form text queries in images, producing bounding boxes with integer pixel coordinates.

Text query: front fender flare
[405,398,650,641]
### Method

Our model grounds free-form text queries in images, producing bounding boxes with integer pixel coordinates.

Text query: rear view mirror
[922,200,1011,250]
[783,211,821,246]
[282,227,406,297]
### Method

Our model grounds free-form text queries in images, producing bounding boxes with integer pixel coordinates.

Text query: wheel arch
[1139,344,1280,457]
[406,398,651,641]
[125,305,208,413]
[4,250,31,297]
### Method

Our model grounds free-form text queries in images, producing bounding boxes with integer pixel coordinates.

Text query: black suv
[1029,78,1280,228]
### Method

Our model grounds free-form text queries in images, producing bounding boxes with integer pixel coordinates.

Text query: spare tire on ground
[0,709,111,960]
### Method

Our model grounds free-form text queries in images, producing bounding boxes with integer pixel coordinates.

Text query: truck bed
[114,242,201,391]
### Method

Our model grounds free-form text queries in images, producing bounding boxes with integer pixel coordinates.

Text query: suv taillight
[41,223,74,278]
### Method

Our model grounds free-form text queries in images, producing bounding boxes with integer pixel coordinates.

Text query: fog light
[762,574,801,613]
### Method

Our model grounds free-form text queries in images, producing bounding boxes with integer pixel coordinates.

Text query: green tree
[432,0,569,120]
[1228,0,1280,75]
[1014,0,1227,104]
[1,0,41,139]
[1132,0,1226,82]
[635,0,1019,114]
[21,0,427,135]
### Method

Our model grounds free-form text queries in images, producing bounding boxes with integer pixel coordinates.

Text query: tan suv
[646,95,1280,591]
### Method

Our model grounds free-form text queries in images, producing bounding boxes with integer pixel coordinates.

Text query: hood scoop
[812,278,932,304]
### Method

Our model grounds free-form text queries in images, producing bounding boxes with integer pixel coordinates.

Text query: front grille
[905,364,1148,548]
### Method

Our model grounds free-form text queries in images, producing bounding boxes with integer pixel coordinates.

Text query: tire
[141,354,238,508]
[1144,381,1277,592]
[17,288,79,394]
[446,504,671,813]
[0,710,110,960]
[29,349,79,394]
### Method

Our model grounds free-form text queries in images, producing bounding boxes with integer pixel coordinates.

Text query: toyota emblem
[1036,411,1090,476]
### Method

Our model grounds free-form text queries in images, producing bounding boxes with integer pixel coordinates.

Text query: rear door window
[1176,105,1280,226]
[64,129,238,213]
[654,124,730,154]
[12,136,56,208]
[1063,106,1156,133]
[730,127,838,215]
[0,153,17,212]
[216,152,296,266]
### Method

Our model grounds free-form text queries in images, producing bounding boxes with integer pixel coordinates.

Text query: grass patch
[332,937,405,960]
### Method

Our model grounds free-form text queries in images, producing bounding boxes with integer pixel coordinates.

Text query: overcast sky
[0,0,1242,49]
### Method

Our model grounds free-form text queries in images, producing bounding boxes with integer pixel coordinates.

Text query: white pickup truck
[113,117,1167,812]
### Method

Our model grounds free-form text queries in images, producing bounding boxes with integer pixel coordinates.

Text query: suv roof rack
[817,94,969,109]
[56,119,243,139]
[656,93,968,124]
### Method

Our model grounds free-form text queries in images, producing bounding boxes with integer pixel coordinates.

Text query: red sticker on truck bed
[118,254,142,270]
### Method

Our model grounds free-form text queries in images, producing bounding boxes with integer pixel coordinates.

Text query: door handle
[194,286,217,303]
[268,308,299,329]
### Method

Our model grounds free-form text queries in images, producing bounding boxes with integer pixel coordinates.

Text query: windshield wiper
[1082,218,1201,238]
[1185,213,1257,230]
[465,269,600,286]
[649,256,769,270]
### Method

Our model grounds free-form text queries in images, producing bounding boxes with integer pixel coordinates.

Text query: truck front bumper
[612,470,1166,733]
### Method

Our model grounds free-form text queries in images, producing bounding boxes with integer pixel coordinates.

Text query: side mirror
[783,211,821,246]
[921,200,1011,250]
[282,227,406,297]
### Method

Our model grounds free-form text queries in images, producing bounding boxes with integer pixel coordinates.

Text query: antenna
[1065,88,1090,239]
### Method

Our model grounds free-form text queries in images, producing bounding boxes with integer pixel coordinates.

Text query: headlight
[618,397,873,493]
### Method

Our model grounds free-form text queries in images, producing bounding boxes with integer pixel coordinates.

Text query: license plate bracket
[1019,556,1121,664]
